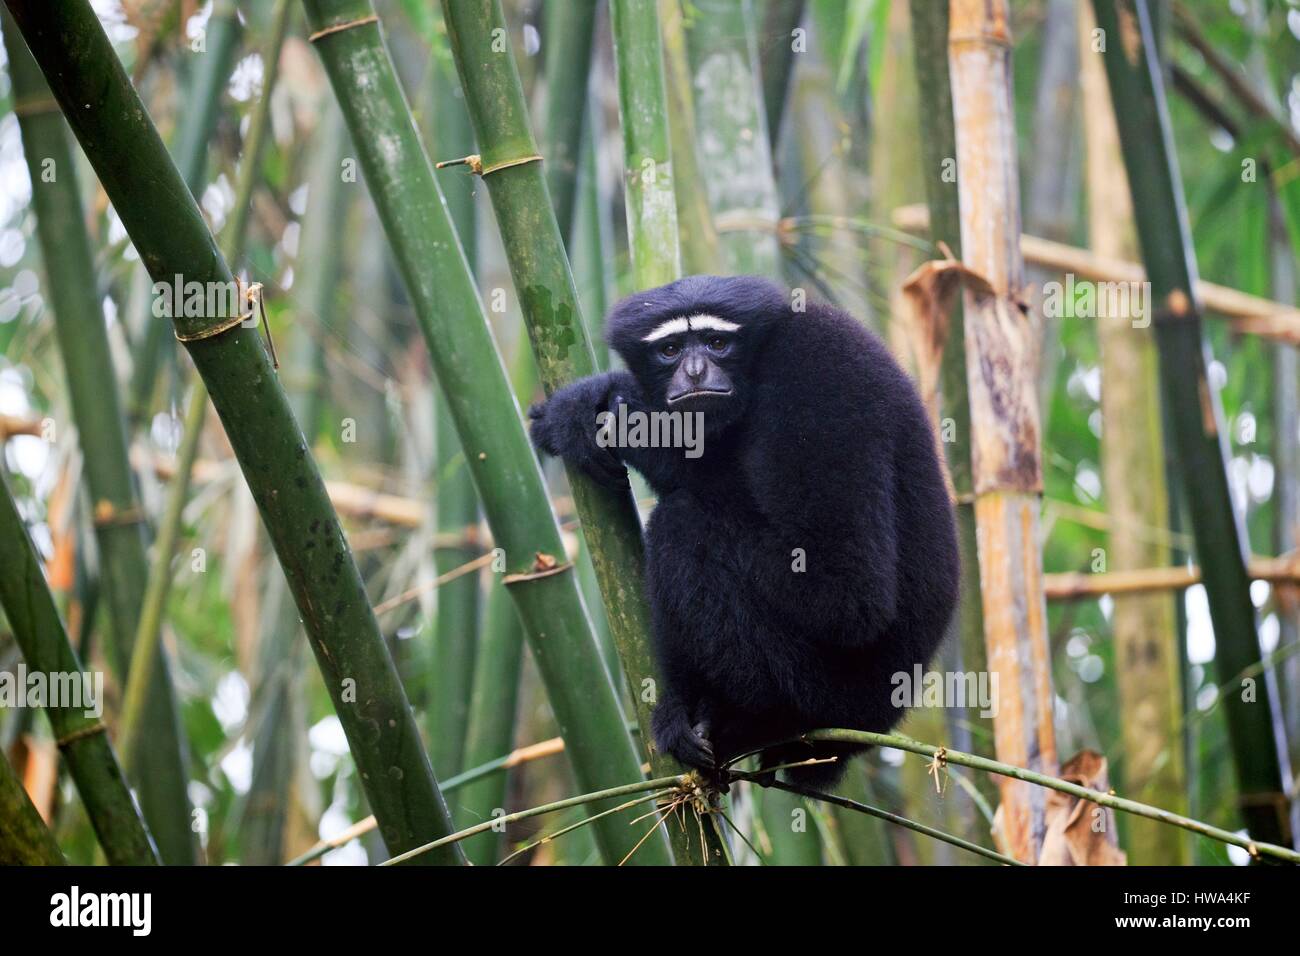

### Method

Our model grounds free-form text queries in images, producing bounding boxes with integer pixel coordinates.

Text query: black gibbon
[529,275,959,787]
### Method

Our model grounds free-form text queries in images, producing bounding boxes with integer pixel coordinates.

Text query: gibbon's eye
[660,342,681,359]
[706,336,729,353]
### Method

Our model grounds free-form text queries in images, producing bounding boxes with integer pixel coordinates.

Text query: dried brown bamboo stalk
[949,0,1058,863]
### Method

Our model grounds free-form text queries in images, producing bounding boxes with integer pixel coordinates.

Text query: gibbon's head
[606,275,786,429]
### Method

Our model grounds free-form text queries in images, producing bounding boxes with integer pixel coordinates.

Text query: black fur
[529,276,959,788]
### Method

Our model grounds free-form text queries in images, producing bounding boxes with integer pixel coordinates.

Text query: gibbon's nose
[683,351,707,383]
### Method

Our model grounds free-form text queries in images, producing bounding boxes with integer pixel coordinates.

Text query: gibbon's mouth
[667,387,734,405]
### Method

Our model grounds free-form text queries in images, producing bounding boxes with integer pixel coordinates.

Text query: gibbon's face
[647,317,737,404]
[631,314,753,433]
[606,275,788,433]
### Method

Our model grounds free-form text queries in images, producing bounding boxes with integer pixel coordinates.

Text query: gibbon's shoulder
[753,297,916,419]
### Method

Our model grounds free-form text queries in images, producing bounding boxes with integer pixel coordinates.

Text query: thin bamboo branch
[1171,1,1300,159]
[382,775,686,865]
[1045,553,1300,600]
[290,733,565,865]
[732,773,1023,866]
[802,729,1300,864]
[142,448,429,526]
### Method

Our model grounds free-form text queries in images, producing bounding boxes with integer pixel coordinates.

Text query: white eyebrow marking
[641,313,741,343]
[641,317,689,342]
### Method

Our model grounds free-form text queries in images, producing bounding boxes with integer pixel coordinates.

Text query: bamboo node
[56,721,107,748]
[503,552,572,585]
[436,154,544,177]
[436,154,483,175]
[13,97,60,118]
[92,500,145,528]
[307,14,379,43]
[175,280,278,369]
[482,154,543,177]
[947,31,1013,50]
[1164,288,1193,316]
[926,747,949,795]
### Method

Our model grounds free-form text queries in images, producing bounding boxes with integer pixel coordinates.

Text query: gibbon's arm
[601,371,691,494]
[528,372,629,487]
[528,370,685,494]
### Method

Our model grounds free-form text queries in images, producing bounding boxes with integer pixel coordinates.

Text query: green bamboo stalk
[4,0,464,865]
[908,0,992,813]
[754,789,822,864]
[866,0,922,339]
[440,0,668,763]
[129,0,242,424]
[425,30,482,781]
[0,750,66,865]
[906,0,994,858]
[759,0,806,149]
[683,0,781,276]
[828,765,896,865]
[541,0,597,247]
[573,105,613,369]
[610,0,684,287]
[454,578,526,864]
[301,0,670,866]
[443,0,733,867]
[1091,0,1291,847]
[428,415,481,780]
[121,0,295,778]
[2,7,196,865]
[0,471,159,865]
[678,0,808,863]
[1078,0,1186,864]
[242,103,351,866]
[656,0,721,275]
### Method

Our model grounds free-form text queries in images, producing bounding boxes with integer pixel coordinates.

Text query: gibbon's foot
[653,701,715,770]
[691,719,715,765]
